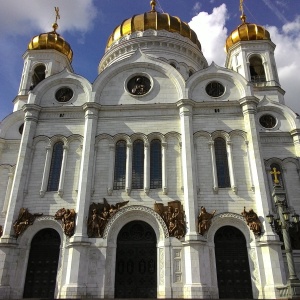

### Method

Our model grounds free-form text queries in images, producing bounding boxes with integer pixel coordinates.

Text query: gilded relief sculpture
[198,206,216,235]
[241,207,262,236]
[87,198,128,238]
[154,200,186,239]
[13,208,43,237]
[55,208,76,237]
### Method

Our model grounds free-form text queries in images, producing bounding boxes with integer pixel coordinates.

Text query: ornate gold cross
[239,0,246,23]
[270,167,281,184]
[55,7,60,23]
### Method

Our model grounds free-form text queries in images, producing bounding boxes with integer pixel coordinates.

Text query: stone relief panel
[173,248,182,283]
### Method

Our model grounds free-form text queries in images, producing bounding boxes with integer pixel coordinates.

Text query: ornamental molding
[207,212,254,243]
[103,205,169,241]
[260,134,293,144]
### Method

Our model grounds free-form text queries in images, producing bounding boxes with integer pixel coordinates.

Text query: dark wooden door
[23,228,60,298]
[214,226,253,299]
[115,221,157,298]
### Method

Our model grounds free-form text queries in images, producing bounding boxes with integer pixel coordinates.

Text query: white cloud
[267,17,300,113]
[189,4,228,66]
[192,2,202,16]
[0,0,98,37]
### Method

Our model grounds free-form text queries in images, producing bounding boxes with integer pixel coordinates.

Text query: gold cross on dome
[270,167,281,185]
[150,0,156,12]
[239,0,246,23]
[55,7,60,23]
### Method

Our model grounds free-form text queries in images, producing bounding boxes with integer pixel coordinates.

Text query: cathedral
[0,0,300,299]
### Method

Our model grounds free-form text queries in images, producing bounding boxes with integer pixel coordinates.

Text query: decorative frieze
[13,208,43,237]
[55,208,76,237]
[154,200,186,239]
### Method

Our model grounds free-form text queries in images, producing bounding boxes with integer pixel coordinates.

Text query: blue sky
[0,0,299,121]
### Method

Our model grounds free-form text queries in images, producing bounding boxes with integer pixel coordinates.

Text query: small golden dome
[225,15,271,52]
[28,23,73,62]
[106,10,201,50]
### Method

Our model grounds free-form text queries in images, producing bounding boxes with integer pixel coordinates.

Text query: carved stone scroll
[154,200,186,239]
[87,198,129,238]
[13,208,43,237]
[55,208,76,237]
[241,207,262,236]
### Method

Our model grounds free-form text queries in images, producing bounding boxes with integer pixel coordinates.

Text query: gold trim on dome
[27,7,73,62]
[106,10,201,50]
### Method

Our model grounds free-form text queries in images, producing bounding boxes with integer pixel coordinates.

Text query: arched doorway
[115,221,157,298]
[214,226,253,299]
[23,228,61,298]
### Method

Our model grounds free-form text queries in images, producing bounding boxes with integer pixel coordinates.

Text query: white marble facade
[0,7,300,300]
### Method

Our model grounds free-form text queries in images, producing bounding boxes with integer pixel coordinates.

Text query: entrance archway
[214,226,253,299]
[115,220,157,298]
[23,228,61,298]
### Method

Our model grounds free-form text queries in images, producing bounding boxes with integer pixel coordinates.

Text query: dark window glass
[132,140,144,189]
[47,142,64,191]
[114,140,127,190]
[249,56,266,83]
[215,138,230,188]
[150,139,162,189]
[31,65,46,88]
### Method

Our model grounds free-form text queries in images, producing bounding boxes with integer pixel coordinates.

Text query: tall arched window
[215,137,230,188]
[132,140,144,189]
[114,140,127,190]
[249,56,266,83]
[47,142,64,191]
[31,65,46,88]
[150,139,162,189]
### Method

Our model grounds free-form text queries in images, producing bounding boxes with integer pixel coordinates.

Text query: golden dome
[225,15,271,52]
[106,4,201,50]
[28,22,73,62]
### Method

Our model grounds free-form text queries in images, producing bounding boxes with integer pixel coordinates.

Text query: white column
[1,104,40,239]
[245,140,255,191]
[58,145,69,197]
[239,96,285,298]
[2,170,14,213]
[40,145,52,197]
[177,99,210,298]
[0,139,5,161]
[24,145,35,195]
[144,142,150,195]
[291,129,300,161]
[226,141,237,193]
[107,143,115,195]
[125,143,132,195]
[91,144,97,195]
[62,103,100,297]
[209,141,218,194]
[194,143,200,194]
[162,142,168,195]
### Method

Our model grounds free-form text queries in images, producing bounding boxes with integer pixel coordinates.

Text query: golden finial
[150,0,156,12]
[52,7,60,32]
[239,0,246,23]
[270,167,281,185]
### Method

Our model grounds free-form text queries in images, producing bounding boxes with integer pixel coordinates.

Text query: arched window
[270,163,284,187]
[31,65,46,89]
[47,141,64,191]
[215,137,230,188]
[249,56,266,83]
[114,140,127,190]
[150,139,162,189]
[132,140,144,189]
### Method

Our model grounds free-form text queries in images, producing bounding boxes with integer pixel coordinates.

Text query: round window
[127,76,151,96]
[55,87,73,102]
[259,114,277,129]
[205,81,225,98]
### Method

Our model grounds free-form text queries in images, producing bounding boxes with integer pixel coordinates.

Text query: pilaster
[239,96,285,297]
